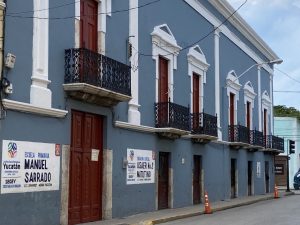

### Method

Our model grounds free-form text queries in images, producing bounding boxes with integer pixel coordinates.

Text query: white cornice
[184,0,276,74]
[0,2,6,9]
[2,99,68,118]
[114,121,156,133]
[208,0,279,61]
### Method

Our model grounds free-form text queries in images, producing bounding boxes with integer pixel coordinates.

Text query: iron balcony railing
[155,101,190,131]
[250,130,264,147]
[265,135,284,152]
[65,48,131,96]
[228,124,250,144]
[191,112,218,137]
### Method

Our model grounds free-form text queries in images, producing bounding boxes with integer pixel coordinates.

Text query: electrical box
[5,53,16,69]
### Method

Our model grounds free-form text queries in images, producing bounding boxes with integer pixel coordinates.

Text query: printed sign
[1,140,60,194]
[257,162,261,178]
[91,149,99,161]
[275,164,284,175]
[126,149,155,185]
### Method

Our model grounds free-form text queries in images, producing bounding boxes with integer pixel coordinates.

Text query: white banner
[1,140,60,194]
[126,149,155,185]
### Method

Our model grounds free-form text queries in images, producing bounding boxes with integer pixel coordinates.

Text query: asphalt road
[162,193,300,225]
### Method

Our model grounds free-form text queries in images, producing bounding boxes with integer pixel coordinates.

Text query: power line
[5,0,163,20]
[275,67,300,84]
[138,0,247,57]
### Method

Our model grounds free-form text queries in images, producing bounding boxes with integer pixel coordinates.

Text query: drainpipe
[0,0,6,80]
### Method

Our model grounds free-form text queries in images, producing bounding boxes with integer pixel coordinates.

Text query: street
[162,193,300,225]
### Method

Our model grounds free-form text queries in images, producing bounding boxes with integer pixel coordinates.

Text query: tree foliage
[274,105,300,119]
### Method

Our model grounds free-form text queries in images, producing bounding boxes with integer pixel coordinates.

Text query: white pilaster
[128,0,141,125]
[270,72,274,134]
[31,0,51,108]
[214,28,222,140]
[258,66,262,131]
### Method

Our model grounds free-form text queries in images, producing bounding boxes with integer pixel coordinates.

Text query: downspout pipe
[0,0,6,81]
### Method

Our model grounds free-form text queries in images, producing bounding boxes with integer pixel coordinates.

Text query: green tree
[274,105,300,119]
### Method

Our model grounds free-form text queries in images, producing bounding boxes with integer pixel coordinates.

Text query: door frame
[192,155,203,204]
[60,110,112,225]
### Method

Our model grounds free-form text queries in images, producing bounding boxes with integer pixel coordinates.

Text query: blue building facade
[0,0,284,225]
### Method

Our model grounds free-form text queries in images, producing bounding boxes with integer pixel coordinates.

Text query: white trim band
[2,99,68,118]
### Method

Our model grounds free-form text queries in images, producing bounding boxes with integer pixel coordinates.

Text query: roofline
[208,0,280,61]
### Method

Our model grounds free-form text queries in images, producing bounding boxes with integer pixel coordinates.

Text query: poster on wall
[126,149,155,185]
[1,140,60,194]
[256,162,261,178]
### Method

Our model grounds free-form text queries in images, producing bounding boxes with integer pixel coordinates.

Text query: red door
[80,0,98,51]
[246,101,251,129]
[69,111,103,225]
[193,155,202,204]
[158,152,169,210]
[229,93,235,126]
[158,57,169,125]
[193,74,200,130]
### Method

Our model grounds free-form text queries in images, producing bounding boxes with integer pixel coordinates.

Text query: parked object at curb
[293,168,300,190]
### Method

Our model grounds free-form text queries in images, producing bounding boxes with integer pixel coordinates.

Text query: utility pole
[287,139,295,192]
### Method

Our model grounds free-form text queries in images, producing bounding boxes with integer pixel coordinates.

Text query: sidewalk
[82,190,294,225]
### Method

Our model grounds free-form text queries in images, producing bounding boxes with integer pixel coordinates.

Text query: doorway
[193,155,202,204]
[265,161,270,193]
[231,159,237,198]
[248,161,253,196]
[68,111,103,225]
[158,152,170,210]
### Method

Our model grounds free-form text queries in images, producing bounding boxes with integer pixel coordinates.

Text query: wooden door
[193,155,202,204]
[80,0,98,51]
[158,152,169,210]
[229,93,235,126]
[69,111,103,225]
[263,109,267,136]
[159,57,169,103]
[265,161,270,193]
[193,74,200,130]
[246,101,251,129]
[231,159,236,198]
[248,161,252,196]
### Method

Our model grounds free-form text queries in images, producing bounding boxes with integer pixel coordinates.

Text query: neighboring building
[274,117,300,188]
[0,1,284,225]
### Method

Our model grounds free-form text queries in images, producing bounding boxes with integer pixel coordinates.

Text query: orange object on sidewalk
[274,184,279,199]
[204,191,212,214]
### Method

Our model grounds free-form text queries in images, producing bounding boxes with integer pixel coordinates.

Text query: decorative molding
[262,90,271,107]
[188,45,209,113]
[0,2,6,10]
[208,0,279,61]
[244,81,256,129]
[184,0,275,74]
[226,70,241,125]
[2,99,68,118]
[152,24,181,102]
[244,81,256,105]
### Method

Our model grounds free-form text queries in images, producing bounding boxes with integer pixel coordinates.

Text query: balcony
[155,101,190,139]
[64,48,131,107]
[248,130,264,150]
[190,112,218,143]
[265,135,284,153]
[228,124,250,148]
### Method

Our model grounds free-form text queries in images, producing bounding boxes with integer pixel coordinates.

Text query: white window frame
[262,90,271,135]
[244,81,256,130]
[187,45,210,113]
[226,70,242,125]
[151,24,181,102]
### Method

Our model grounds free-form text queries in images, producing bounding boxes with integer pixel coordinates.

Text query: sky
[227,0,300,110]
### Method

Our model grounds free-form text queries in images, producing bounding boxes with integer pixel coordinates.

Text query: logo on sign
[8,142,17,158]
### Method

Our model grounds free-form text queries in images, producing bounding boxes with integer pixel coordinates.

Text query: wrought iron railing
[191,112,218,137]
[155,101,190,131]
[65,48,131,96]
[250,130,264,147]
[265,135,284,151]
[228,124,250,144]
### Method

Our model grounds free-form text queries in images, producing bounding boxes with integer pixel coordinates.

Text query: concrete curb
[147,192,295,225]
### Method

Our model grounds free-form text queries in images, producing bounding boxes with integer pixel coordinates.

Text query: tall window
[230,93,235,126]
[246,101,251,129]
